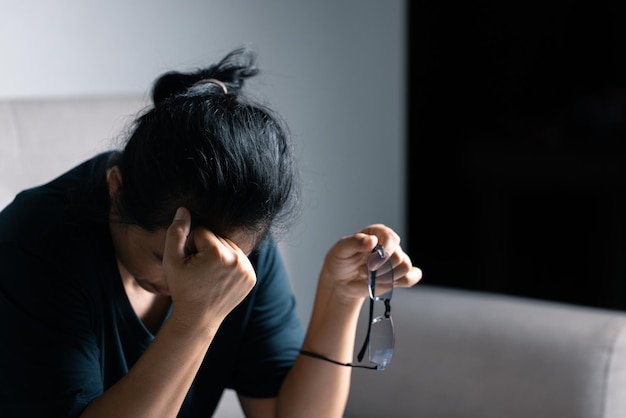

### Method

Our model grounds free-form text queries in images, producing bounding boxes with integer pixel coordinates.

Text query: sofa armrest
[346,285,626,418]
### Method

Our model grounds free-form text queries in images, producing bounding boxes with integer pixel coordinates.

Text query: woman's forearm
[277,277,363,418]
[80,316,218,418]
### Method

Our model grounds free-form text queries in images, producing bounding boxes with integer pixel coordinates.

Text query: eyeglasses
[355,244,395,370]
[299,244,395,370]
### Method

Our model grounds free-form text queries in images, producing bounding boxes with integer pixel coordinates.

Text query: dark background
[406,1,626,310]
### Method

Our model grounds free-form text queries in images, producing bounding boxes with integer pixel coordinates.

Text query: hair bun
[151,47,259,105]
[151,72,196,105]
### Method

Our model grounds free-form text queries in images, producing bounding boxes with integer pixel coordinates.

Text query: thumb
[164,207,191,262]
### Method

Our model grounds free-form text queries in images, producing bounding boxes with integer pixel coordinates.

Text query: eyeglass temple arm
[356,297,375,362]
[384,298,391,318]
[300,349,378,370]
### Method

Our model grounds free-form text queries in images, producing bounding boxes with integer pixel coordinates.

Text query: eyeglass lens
[370,316,394,370]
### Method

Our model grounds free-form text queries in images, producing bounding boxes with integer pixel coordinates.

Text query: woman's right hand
[162,207,257,330]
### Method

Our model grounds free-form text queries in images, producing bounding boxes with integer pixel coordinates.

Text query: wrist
[167,307,224,337]
[308,278,364,334]
[317,270,367,309]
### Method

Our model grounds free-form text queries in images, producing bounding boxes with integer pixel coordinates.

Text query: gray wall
[0,0,406,324]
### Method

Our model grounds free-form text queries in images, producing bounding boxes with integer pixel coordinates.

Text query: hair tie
[192,78,228,94]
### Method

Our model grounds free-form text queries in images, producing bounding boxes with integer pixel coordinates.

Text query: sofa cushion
[345,285,626,418]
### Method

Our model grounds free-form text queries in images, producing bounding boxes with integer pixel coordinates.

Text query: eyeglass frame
[299,244,395,370]
[355,244,394,370]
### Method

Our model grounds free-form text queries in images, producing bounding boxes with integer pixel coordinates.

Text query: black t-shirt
[0,153,303,417]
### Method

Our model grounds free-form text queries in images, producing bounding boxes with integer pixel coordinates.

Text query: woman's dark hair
[111,47,300,243]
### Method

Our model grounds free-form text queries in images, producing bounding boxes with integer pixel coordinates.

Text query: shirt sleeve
[229,241,305,397]
[0,243,103,417]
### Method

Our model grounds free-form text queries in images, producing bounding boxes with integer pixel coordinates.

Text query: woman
[0,48,421,417]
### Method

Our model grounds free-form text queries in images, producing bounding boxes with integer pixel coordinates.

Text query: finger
[187,228,244,268]
[394,265,423,288]
[373,245,419,281]
[390,250,422,287]
[189,227,229,254]
[164,207,191,262]
[386,245,411,270]
[332,233,379,260]
[359,224,401,258]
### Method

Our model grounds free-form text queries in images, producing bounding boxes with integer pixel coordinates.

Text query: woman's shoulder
[0,152,117,265]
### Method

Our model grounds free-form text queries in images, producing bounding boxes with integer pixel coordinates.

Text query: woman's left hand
[319,224,422,303]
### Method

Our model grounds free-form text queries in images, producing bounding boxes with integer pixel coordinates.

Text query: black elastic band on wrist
[299,350,378,370]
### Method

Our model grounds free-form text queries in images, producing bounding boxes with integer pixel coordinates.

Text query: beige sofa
[2,98,626,418]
